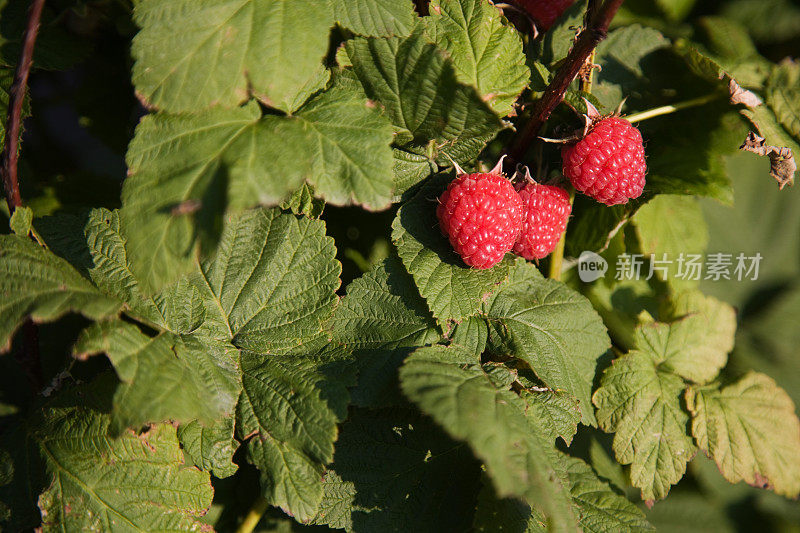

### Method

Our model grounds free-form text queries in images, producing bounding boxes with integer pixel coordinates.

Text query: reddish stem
[508,0,625,162]
[2,0,46,392]
[2,0,45,214]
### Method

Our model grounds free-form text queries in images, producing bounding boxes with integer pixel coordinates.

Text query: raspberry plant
[1,0,800,531]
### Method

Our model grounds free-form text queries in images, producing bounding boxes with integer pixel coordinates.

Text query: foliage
[1,0,800,532]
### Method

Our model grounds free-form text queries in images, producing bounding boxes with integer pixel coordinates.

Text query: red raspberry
[516,0,575,31]
[437,171,523,269]
[561,117,646,206]
[513,182,571,260]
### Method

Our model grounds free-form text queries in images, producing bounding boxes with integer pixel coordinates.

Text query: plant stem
[2,0,45,393]
[548,188,575,281]
[236,497,269,533]
[508,0,626,163]
[623,94,719,123]
[2,0,45,214]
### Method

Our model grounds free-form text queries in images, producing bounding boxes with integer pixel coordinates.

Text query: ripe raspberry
[516,0,575,31]
[561,116,646,206]
[437,170,523,269]
[513,181,571,260]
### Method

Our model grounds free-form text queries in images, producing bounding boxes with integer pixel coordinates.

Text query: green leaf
[593,327,697,501]
[765,60,800,139]
[237,352,348,522]
[658,291,736,384]
[423,0,529,116]
[332,256,441,407]
[343,28,504,165]
[644,492,735,533]
[399,345,578,532]
[392,173,514,323]
[720,0,800,44]
[73,320,238,434]
[564,455,655,533]
[448,315,489,356]
[0,235,120,351]
[36,409,213,531]
[594,25,670,109]
[131,0,334,113]
[314,407,481,532]
[392,148,437,201]
[122,86,392,291]
[632,195,709,289]
[281,183,325,219]
[333,0,417,37]
[177,418,239,478]
[8,207,32,237]
[483,260,610,424]
[686,372,800,498]
[197,208,341,353]
[520,390,581,446]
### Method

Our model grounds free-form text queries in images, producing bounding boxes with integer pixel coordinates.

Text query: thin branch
[2,0,46,393]
[1,0,45,213]
[508,0,626,162]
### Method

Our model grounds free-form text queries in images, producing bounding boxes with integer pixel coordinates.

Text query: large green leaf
[313,407,481,532]
[0,235,120,351]
[197,208,340,353]
[593,323,700,502]
[423,0,529,116]
[332,256,441,407]
[35,404,212,531]
[686,372,800,498]
[131,0,334,113]
[73,320,237,435]
[392,173,514,323]
[400,345,578,532]
[343,28,504,165]
[177,418,239,479]
[332,0,417,37]
[122,85,392,291]
[237,352,349,522]
[483,261,610,424]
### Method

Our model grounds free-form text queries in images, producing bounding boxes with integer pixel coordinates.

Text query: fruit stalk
[508,0,626,162]
[624,93,720,123]
[547,187,575,280]
[236,496,270,533]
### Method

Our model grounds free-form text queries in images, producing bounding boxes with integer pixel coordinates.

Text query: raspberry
[513,181,571,260]
[516,0,575,31]
[437,169,523,269]
[561,116,646,206]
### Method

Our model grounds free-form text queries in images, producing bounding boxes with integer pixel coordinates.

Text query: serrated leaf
[332,256,441,407]
[564,455,655,533]
[765,60,800,139]
[237,352,348,522]
[0,235,120,351]
[448,315,488,356]
[483,260,610,424]
[73,320,237,434]
[122,87,392,291]
[281,183,325,219]
[657,291,736,383]
[423,0,529,116]
[333,0,417,37]
[392,148,437,201]
[632,195,709,289]
[593,327,697,501]
[392,173,514,323]
[36,409,212,532]
[197,208,340,353]
[343,28,504,165]
[399,345,578,532]
[521,390,581,446]
[177,418,239,479]
[314,407,481,532]
[686,372,800,498]
[131,0,334,113]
